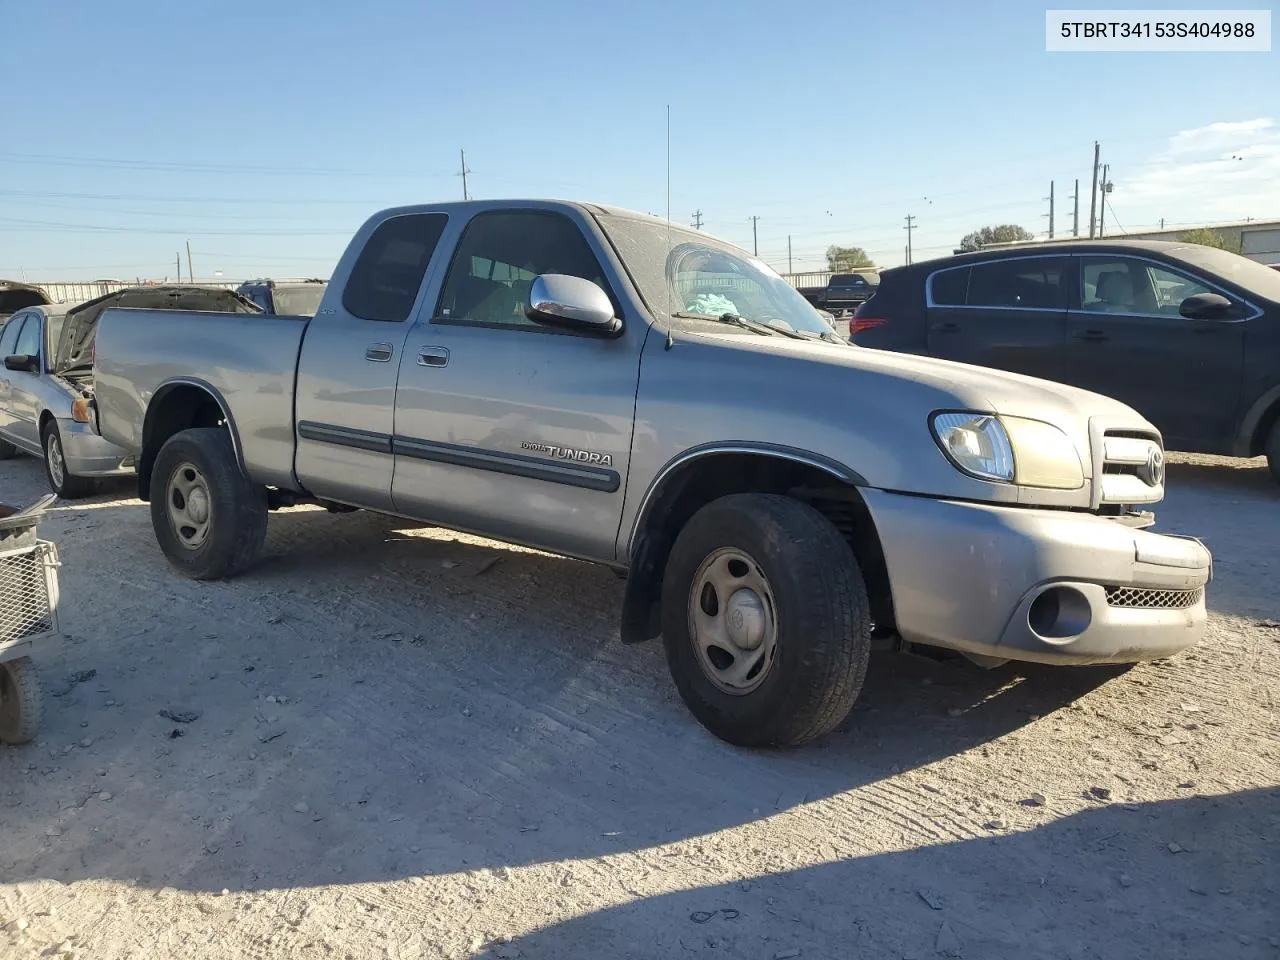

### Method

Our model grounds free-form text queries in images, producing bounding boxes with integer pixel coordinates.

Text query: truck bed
[93,308,309,490]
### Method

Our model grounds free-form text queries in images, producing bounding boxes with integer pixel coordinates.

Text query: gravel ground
[0,451,1277,960]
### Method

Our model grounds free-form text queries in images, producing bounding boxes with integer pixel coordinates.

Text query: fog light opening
[1028,586,1092,641]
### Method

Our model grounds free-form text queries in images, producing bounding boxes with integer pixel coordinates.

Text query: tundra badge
[521,441,614,468]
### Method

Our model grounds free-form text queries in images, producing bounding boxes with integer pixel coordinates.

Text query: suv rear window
[343,213,449,322]
[929,258,1066,310]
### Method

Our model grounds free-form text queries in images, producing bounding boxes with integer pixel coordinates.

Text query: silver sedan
[0,304,133,497]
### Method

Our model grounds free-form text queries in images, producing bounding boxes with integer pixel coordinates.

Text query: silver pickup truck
[90,200,1212,747]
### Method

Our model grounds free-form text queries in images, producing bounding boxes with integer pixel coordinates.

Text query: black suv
[852,240,1280,482]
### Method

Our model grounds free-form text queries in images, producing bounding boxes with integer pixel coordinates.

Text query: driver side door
[1063,255,1246,449]
[390,208,645,562]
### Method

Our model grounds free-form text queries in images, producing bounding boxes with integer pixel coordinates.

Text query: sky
[2,0,1277,282]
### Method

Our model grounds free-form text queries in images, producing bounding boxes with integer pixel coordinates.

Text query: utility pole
[1072,178,1080,237]
[787,235,793,274]
[749,215,760,256]
[186,241,194,284]
[459,148,471,201]
[691,210,703,230]
[176,253,182,283]
[903,214,916,265]
[1088,141,1101,238]
[1099,163,1110,238]
[1045,181,1055,239]
[1160,217,1165,230]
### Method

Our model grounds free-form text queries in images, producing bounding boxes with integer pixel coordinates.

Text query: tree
[958,224,1035,252]
[826,245,874,272]
[1178,227,1238,252]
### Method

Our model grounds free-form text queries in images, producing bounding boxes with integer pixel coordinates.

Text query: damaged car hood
[54,286,262,375]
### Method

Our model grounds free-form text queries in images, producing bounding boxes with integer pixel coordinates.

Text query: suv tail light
[849,318,886,337]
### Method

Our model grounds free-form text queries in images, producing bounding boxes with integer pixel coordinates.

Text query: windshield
[1167,245,1280,303]
[597,214,834,337]
[45,313,66,359]
[271,284,327,316]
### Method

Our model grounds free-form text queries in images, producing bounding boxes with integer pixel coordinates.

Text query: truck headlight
[931,412,1084,490]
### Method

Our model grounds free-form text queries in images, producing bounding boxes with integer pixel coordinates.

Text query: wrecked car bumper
[58,419,134,477]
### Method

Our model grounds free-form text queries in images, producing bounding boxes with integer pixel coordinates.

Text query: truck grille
[1098,431,1164,505]
[1104,586,1203,610]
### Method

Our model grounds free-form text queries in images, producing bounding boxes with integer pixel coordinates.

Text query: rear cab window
[343,213,450,322]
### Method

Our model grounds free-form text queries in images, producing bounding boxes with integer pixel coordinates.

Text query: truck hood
[54,286,262,374]
[667,328,1160,508]
[692,329,1145,424]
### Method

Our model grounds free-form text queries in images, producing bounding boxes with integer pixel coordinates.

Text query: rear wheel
[41,422,95,499]
[0,657,43,745]
[149,427,267,580]
[661,493,872,747]
[1267,419,1280,486]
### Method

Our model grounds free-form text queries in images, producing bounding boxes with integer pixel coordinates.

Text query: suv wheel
[1267,419,1280,486]
[660,493,872,747]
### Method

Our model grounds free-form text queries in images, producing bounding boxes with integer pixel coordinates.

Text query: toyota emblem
[1140,447,1165,487]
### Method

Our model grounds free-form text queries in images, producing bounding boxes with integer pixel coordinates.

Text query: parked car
[852,239,1280,483]
[0,281,51,323]
[818,272,879,314]
[235,278,328,316]
[90,201,1210,748]
[0,286,261,496]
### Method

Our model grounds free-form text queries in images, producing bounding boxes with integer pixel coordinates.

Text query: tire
[660,493,872,748]
[0,436,17,460]
[0,656,43,745]
[149,427,267,580]
[1267,419,1280,487]
[41,421,96,499]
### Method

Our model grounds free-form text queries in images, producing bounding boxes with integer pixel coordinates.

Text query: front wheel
[661,493,872,747]
[42,422,95,499]
[0,657,43,745]
[149,427,268,580]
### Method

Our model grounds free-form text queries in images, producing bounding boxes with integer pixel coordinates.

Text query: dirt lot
[1,452,1277,960]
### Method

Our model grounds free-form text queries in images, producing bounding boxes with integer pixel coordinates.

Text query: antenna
[665,104,674,350]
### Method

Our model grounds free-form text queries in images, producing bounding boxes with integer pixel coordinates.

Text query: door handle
[365,342,394,362]
[417,346,450,368]
[1073,329,1109,342]
[932,322,960,333]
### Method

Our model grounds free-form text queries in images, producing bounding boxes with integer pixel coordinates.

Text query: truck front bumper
[58,419,135,477]
[861,489,1211,666]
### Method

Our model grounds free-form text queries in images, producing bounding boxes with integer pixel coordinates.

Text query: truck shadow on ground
[0,490,1192,897]
[471,788,1280,960]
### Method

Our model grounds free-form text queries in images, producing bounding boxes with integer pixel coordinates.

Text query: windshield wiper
[672,311,809,340]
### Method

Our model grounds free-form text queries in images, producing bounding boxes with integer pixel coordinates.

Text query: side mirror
[1179,292,1235,321]
[3,354,38,373]
[525,275,621,336]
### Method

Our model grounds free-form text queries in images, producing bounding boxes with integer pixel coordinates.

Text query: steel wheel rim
[166,461,212,550]
[46,433,65,488]
[687,547,778,695]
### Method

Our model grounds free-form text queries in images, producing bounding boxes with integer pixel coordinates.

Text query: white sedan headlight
[931,412,1084,489]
